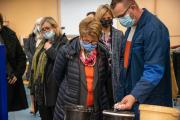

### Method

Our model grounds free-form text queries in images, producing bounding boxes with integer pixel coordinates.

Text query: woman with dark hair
[86,11,96,17]
[0,13,28,112]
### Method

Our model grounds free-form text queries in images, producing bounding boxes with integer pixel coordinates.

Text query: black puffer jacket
[53,37,113,120]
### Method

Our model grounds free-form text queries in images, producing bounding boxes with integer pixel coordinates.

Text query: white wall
[61,0,110,35]
[61,0,180,46]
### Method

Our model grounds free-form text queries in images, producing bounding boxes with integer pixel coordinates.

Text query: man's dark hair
[110,0,123,9]
[86,11,96,17]
[110,0,135,9]
[0,13,3,26]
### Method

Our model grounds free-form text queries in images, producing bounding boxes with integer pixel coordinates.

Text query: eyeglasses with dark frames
[116,5,132,18]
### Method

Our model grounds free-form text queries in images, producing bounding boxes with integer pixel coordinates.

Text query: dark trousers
[38,105,54,120]
[91,111,103,120]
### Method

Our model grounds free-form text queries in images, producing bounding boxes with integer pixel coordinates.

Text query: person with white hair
[24,17,44,115]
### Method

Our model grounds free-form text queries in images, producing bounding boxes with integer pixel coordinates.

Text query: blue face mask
[43,30,55,40]
[119,14,135,28]
[80,40,97,52]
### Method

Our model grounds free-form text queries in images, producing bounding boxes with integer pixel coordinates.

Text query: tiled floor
[8,110,40,120]
[8,85,40,120]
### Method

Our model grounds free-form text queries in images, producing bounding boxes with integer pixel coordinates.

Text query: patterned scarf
[80,49,97,67]
[31,39,48,84]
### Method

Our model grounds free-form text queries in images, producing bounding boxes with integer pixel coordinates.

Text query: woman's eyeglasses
[41,27,52,32]
[82,40,97,45]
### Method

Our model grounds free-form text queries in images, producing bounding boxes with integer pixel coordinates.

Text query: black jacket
[24,33,36,63]
[0,26,28,111]
[24,33,37,81]
[53,37,113,120]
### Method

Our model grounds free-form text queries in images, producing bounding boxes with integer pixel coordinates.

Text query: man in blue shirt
[110,0,172,119]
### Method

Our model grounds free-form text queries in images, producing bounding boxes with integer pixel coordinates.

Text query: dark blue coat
[117,8,172,111]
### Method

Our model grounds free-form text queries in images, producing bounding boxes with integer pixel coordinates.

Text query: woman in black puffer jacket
[53,17,113,120]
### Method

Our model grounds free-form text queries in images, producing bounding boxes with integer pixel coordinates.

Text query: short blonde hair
[79,17,102,41]
[95,4,114,21]
[40,17,61,36]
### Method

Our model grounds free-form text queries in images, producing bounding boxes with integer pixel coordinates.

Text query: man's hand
[8,75,17,85]
[44,41,52,50]
[114,95,137,110]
